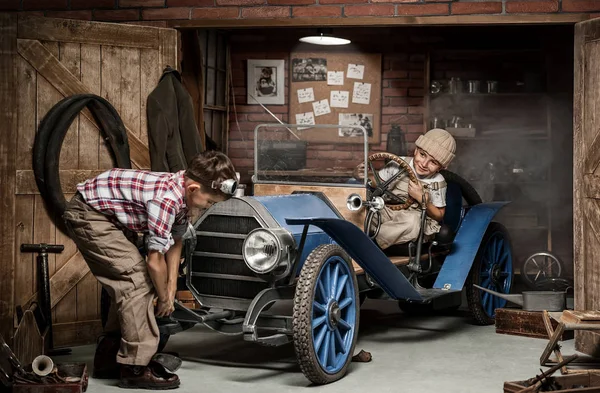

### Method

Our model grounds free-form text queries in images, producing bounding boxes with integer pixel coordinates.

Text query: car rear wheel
[293,244,359,385]
[466,222,514,325]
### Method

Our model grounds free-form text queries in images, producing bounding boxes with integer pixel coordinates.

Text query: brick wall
[227,34,426,181]
[4,0,600,24]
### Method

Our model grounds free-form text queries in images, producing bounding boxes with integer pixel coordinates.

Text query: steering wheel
[365,152,419,211]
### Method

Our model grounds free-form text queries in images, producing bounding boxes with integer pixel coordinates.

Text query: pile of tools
[0,333,87,391]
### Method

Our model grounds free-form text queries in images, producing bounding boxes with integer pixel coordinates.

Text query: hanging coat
[147,67,204,173]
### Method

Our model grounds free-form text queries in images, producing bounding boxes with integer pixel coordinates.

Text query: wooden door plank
[18,16,159,49]
[54,193,77,323]
[584,174,600,199]
[32,195,57,317]
[14,196,34,311]
[573,20,586,313]
[0,13,18,343]
[24,251,90,310]
[16,169,105,195]
[100,45,121,169]
[140,48,160,149]
[79,44,101,170]
[120,47,141,140]
[53,319,102,348]
[17,39,151,169]
[16,56,37,171]
[58,42,80,171]
[159,29,178,72]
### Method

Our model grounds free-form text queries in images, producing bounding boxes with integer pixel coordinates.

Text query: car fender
[433,202,510,291]
[286,217,423,301]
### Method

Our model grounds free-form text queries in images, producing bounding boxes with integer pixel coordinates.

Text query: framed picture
[247,59,285,105]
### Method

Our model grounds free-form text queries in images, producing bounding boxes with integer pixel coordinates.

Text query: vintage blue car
[163,124,515,385]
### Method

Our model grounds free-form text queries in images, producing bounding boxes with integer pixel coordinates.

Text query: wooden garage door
[574,19,600,355]
[0,14,177,346]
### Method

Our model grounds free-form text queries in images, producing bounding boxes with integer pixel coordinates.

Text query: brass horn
[32,355,54,376]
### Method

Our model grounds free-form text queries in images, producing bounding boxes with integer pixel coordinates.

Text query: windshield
[252,123,368,187]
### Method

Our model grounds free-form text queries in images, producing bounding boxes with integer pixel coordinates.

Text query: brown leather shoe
[118,362,180,390]
[92,334,121,379]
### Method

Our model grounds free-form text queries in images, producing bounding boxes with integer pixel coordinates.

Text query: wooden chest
[495,308,574,340]
[504,371,600,392]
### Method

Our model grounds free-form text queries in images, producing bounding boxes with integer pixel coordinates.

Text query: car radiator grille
[189,213,270,300]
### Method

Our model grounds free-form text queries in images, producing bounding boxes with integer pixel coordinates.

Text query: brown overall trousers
[63,194,159,366]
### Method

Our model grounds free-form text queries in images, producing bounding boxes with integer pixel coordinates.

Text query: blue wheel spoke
[338,319,351,332]
[317,280,327,303]
[481,277,491,288]
[329,332,337,369]
[312,315,327,329]
[498,272,509,278]
[313,301,326,314]
[335,274,349,301]
[338,297,353,310]
[480,271,490,279]
[314,325,327,352]
[334,329,346,354]
[325,265,331,299]
[321,331,331,367]
[331,264,340,299]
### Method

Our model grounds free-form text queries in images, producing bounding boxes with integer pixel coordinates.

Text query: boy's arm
[165,238,183,302]
[425,202,445,222]
[147,250,173,317]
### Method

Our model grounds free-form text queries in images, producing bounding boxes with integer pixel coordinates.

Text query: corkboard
[289,52,382,144]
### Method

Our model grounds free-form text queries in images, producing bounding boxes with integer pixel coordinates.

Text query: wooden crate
[13,363,89,393]
[495,308,574,340]
[504,371,600,392]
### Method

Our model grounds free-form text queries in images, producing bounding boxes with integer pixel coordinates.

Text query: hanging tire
[293,244,359,385]
[466,222,514,325]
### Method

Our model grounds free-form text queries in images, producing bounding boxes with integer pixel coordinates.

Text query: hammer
[20,244,67,355]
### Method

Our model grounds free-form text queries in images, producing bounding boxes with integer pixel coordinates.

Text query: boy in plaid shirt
[63,150,237,390]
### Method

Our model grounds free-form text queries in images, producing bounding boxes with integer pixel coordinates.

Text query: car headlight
[243,228,295,274]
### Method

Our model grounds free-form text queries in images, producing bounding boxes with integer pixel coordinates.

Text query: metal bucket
[473,285,566,312]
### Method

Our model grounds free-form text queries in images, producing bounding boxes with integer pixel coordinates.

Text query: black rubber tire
[465,222,514,326]
[292,244,359,385]
[440,169,482,207]
[34,94,131,218]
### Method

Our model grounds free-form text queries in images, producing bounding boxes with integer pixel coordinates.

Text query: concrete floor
[61,299,577,393]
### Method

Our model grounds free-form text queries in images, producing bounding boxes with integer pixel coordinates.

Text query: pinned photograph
[338,113,374,138]
[247,59,285,105]
[292,58,327,82]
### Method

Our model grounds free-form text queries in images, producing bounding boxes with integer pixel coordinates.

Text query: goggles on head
[211,178,238,195]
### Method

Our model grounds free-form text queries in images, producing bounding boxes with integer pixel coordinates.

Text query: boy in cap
[355,128,456,249]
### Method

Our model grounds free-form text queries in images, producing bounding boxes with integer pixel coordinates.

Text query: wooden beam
[23,251,90,311]
[16,169,105,195]
[169,14,590,29]
[53,319,103,347]
[159,28,178,71]
[584,174,600,199]
[18,15,159,49]
[17,39,151,169]
[0,13,17,345]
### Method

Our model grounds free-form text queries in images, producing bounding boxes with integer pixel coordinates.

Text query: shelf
[505,226,549,230]
[453,136,549,141]
[430,93,546,98]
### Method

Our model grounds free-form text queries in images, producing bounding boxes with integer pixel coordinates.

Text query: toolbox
[12,363,89,393]
[504,371,600,392]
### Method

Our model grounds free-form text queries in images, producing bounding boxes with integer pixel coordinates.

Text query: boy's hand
[156,298,175,317]
[408,181,427,204]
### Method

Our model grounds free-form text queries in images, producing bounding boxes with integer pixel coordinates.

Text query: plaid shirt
[77,169,189,254]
